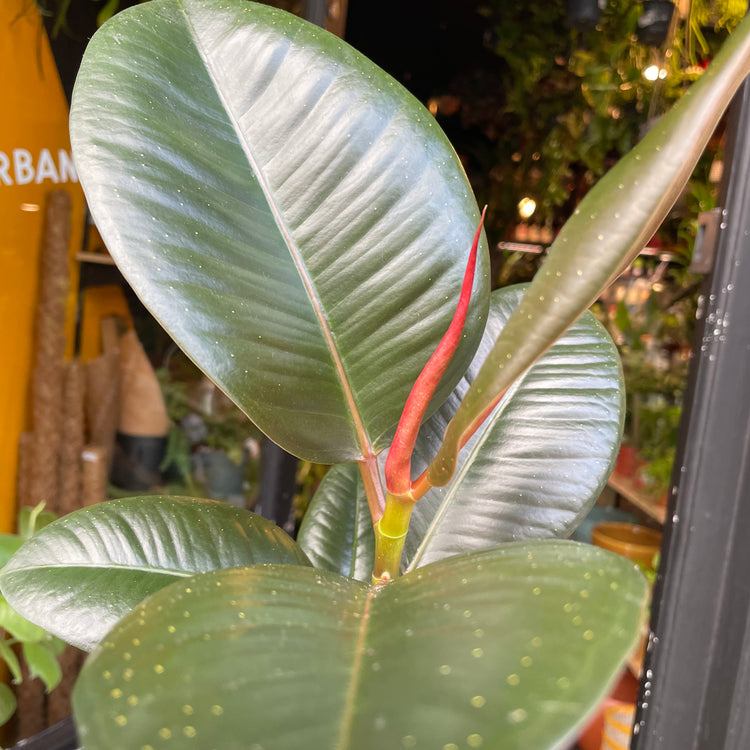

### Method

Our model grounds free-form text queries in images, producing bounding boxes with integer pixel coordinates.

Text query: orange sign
[0,0,86,531]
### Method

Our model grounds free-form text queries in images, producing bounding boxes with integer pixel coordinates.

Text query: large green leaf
[0,496,310,651]
[73,541,647,750]
[297,462,375,582]
[70,0,489,465]
[429,14,750,482]
[405,285,623,569]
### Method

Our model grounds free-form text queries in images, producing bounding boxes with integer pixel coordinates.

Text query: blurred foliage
[34,0,309,37]
[596,265,694,498]
[0,504,66,728]
[432,0,745,249]
[292,461,330,529]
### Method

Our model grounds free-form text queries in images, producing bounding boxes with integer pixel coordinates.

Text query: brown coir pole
[26,190,71,511]
[57,358,85,515]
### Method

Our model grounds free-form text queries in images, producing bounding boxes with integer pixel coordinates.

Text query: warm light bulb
[643,65,667,81]
[518,197,536,219]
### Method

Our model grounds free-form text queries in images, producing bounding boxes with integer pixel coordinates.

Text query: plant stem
[385,208,486,496]
[358,456,386,524]
[371,493,414,584]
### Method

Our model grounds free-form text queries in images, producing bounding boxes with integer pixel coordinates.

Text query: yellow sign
[0,0,86,531]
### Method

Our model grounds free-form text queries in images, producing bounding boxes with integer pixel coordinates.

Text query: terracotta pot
[591,522,662,571]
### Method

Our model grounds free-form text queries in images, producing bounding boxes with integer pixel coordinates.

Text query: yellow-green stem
[372,493,414,584]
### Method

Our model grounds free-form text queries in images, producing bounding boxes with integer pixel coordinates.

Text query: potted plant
[3,2,750,748]
[157,362,261,503]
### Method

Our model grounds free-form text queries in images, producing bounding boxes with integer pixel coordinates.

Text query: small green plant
[155,362,262,498]
[3,3,750,748]
[0,505,65,728]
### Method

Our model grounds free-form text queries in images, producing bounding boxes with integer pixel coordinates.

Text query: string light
[643,65,668,81]
[517,197,536,219]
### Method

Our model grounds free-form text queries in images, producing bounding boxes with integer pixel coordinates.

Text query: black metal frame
[633,76,750,750]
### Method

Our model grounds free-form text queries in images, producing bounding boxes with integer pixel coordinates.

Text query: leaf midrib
[336,584,376,750]
[177,0,375,462]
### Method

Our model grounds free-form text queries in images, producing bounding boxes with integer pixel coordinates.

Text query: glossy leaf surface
[297,462,375,582]
[70,0,489,465]
[430,14,750,482]
[73,542,648,750]
[0,496,310,651]
[405,285,624,569]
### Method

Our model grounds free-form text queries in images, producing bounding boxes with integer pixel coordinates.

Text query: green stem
[371,493,414,584]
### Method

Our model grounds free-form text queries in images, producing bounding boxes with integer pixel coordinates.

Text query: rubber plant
[3,2,750,748]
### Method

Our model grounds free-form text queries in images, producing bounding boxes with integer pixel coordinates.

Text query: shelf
[76,251,116,266]
[608,471,668,525]
[496,240,546,254]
